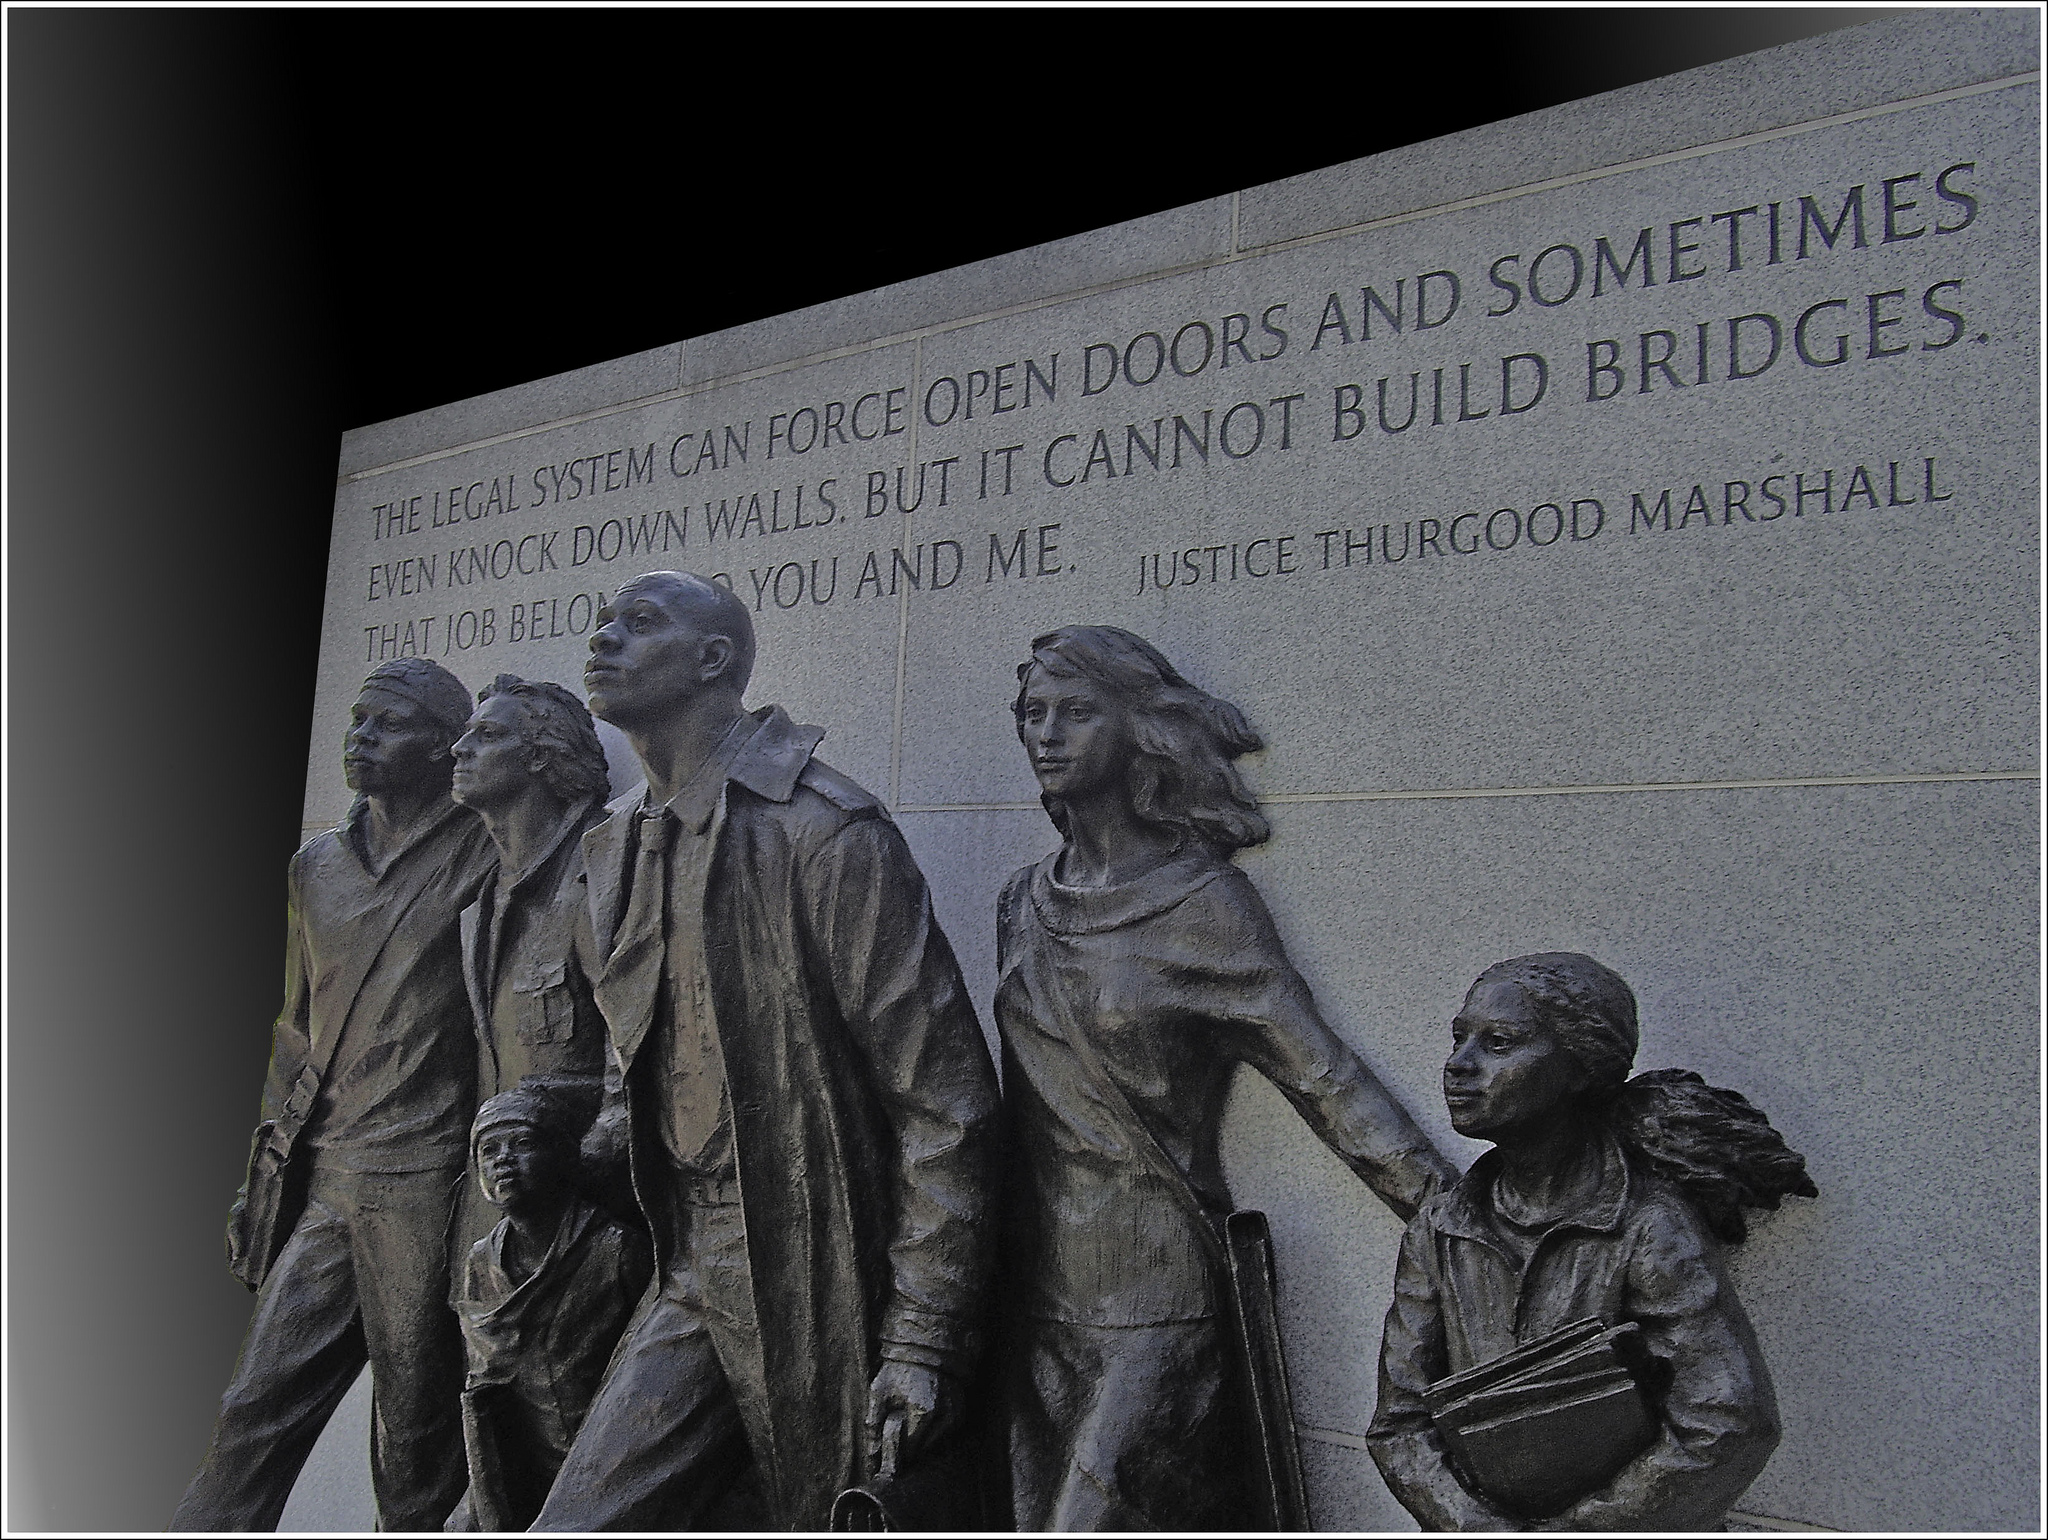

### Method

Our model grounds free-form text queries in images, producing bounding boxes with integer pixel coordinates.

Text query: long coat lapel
[580,787,640,961]
[585,708,817,1075]
[581,786,647,1064]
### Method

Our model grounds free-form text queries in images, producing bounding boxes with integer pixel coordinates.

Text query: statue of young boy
[1367,953,1816,1532]
[449,1082,652,1532]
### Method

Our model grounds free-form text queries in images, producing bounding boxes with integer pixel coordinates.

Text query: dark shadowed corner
[7,9,338,1529]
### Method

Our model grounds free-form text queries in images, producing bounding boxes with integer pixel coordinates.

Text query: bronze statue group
[171,571,1815,1534]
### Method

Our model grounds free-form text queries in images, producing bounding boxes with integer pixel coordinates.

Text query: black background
[8,7,1886,1530]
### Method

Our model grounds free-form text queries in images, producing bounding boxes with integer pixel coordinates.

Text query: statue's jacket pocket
[513,959,574,1044]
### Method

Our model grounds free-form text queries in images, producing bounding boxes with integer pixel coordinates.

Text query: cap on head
[470,1079,596,1157]
[618,571,756,694]
[363,658,474,746]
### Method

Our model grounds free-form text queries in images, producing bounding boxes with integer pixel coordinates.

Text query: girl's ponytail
[1607,1069,1817,1243]
[1479,952,1817,1245]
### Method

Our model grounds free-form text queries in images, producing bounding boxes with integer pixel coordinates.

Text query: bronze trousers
[170,1164,467,1533]
[530,1197,772,1531]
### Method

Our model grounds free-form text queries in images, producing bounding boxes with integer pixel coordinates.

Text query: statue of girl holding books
[997,626,1455,1530]
[1366,952,1816,1531]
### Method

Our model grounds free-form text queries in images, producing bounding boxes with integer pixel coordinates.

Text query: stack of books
[1422,1317,1659,1519]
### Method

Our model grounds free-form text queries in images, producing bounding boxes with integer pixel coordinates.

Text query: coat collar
[1432,1131,1632,1247]
[619,704,825,828]
[582,704,824,956]
[655,711,767,835]
[726,704,826,805]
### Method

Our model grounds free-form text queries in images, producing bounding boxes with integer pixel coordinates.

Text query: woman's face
[1443,980,1592,1140]
[1017,665,1133,803]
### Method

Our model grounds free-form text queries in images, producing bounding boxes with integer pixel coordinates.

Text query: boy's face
[475,1122,568,1211]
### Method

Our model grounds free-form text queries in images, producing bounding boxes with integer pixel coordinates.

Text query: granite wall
[296,11,2040,1529]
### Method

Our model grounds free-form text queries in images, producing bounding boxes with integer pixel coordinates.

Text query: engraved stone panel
[275,11,2036,1530]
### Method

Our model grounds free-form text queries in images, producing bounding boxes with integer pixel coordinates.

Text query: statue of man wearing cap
[173,658,497,1533]
[532,571,1000,1531]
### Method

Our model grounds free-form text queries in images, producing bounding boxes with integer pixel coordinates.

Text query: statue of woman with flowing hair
[995,624,1455,1531]
[1367,952,1816,1531]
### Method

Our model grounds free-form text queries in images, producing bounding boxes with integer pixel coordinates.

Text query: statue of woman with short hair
[995,624,1455,1531]
[1366,952,1816,1531]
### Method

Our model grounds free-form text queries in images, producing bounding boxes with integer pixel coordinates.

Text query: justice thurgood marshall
[532,570,1000,1530]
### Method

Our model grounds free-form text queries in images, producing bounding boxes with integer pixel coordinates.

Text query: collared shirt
[637,713,763,1179]
[469,797,608,1103]
[1367,1134,1780,1530]
[1422,1135,1644,1360]
[294,794,496,1173]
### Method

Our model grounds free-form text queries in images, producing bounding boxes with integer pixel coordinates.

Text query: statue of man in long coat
[532,571,1000,1531]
